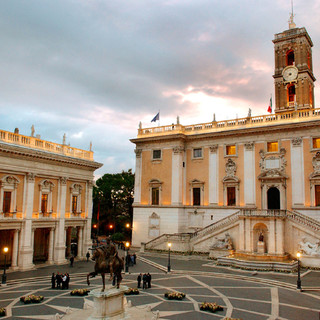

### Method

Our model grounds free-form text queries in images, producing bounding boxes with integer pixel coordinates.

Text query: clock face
[282,66,298,82]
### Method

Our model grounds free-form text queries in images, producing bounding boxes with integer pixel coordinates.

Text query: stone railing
[240,209,287,218]
[191,211,240,241]
[138,108,320,137]
[0,129,93,161]
[286,210,320,232]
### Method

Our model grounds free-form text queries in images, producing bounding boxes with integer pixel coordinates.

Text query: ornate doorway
[267,187,280,209]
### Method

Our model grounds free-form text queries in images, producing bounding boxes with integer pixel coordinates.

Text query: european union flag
[151,112,160,122]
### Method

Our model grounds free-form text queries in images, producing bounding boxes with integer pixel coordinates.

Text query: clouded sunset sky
[0,0,319,178]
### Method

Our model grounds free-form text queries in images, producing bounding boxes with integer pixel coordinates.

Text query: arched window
[309,84,313,107]
[307,51,311,69]
[287,84,295,105]
[286,50,294,66]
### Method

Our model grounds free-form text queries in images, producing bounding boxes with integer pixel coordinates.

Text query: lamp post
[125,242,130,273]
[297,252,302,290]
[167,243,172,273]
[1,247,8,285]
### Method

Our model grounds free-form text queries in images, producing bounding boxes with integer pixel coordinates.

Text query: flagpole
[158,110,160,127]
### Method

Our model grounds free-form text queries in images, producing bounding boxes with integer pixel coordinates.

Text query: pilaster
[244,142,255,206]
[133,149,142,203]
[209,145,219,205]
[171,146,184,205]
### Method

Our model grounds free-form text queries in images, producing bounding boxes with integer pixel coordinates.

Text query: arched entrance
[0,230,13,267]
[267,187,280,209]
[33,228,50,263]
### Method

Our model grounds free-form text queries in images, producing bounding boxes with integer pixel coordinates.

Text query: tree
[92,169,134,238]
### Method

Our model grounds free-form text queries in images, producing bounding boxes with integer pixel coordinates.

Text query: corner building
[0,128,102,271]
[131,20,320,266]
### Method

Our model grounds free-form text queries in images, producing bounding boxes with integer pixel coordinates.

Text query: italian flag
[267,97,272,113]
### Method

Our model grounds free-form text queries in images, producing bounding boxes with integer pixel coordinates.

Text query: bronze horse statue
[87,246,124,291]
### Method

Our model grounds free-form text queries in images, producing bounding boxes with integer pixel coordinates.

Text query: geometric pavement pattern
[1,271,320,320]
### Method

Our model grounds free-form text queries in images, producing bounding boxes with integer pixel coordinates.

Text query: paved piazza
[0,254,320,319]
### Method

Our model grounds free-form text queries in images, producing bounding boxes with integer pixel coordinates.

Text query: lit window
[313,138,320,149]
[3,191,11,213]
[193,188,201,206]
[153,149,161,160]
[315,185,320,207]
[267,142,278,153]
[41,194,48,213]
[286,50,294,66]
[226,145,236,155]
[151,187,159,205]
[193,148,202,158]
[288,84,295,103]
[72,196,78,213]
[227,187,236,206]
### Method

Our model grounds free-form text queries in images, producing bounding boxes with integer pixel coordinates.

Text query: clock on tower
[272,14,316,113]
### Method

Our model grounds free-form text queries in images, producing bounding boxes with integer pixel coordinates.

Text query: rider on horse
[101,236,119,280]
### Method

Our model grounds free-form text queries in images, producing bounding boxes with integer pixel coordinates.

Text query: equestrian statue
[87,237,124,291]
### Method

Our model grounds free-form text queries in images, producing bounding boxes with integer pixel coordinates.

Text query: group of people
[137,273,151,289]
[51,272,70,289]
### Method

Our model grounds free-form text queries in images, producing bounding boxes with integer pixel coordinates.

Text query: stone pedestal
[257,241,266,254]
[88,286,128,320]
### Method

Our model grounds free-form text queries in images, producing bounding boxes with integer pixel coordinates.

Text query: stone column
[291,138,305,206]
[245,218,251,252]
[171,146,184,205]
[19,173,35,270]
[78,226,83,258]
[54,177,68,264]
[244,142,255,206]
[276,219,285,255]
[11,229,20,270]
[48,228,54,264]
[84,181,93,253]
[133,149,142,204]
[209,145,219,205]
[66,227,72,257]
[238,218,245,251]
[268,219,276,254]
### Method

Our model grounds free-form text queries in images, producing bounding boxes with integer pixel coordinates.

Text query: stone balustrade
[0,129,93,161]
[138,107,320,137]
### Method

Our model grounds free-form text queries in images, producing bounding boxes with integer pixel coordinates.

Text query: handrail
[286,210,320,232]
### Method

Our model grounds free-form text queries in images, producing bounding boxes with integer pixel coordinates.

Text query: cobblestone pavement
[0,252,320,319]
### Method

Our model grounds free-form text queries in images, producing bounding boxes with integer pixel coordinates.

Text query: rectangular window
[3,191,11,213]
[72,195,78,213]
[313,138,320,149]
[151,188,159,205]
[193,148,202,158]
[267,142,278,153]
[226,145,236,155]
[41,194,48,213]
[153,150,161,159]
[227,187,236,206]
[193,187,201,206]
[315,185,320,207]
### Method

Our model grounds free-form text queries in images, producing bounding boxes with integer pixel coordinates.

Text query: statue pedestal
[257,241,266,254]
[88,286,128,320]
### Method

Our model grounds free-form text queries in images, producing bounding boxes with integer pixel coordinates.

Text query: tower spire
[288,0,296,29]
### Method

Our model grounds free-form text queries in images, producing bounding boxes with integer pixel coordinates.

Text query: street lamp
[125,242,130,273]
[1,247,8,285]
[297,252,302,290]
[167,242,172,273]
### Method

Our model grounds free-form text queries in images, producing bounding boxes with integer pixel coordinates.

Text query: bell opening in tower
[286,50,294,66]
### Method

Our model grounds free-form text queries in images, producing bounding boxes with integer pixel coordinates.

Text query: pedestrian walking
[133,253,136,264]
[66,273,70,289]
[51,273,56,289]
[86,251,90,262]
[137,273,142,288]
[142,273,147,289]
[70,255,74,267]
[147,273,152,288]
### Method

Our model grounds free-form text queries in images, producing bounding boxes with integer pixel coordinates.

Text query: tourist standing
[147,273,152,288]
[56,273,62,289]
[142,273,147,289]
[86,251,90,262]
[70,255,74,267]
[137,273,142,288]
[51,273,56,289]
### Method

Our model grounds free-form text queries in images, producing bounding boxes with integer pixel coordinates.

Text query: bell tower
[272,13,316,113]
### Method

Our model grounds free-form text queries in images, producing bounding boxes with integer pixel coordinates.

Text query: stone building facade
[130,20,320,266]
[0,128,102,270]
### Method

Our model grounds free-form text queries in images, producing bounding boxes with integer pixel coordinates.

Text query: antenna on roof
[288,0,296,29]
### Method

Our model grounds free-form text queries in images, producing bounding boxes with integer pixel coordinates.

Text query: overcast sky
[0,0,319,178]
